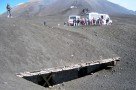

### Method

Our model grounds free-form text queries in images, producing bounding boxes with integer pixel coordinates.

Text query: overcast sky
[0,0,136,14]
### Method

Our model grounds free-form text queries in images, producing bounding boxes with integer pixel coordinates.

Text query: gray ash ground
[0,15,136,90]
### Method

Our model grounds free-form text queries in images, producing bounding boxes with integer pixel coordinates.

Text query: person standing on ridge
[6,4,12,18]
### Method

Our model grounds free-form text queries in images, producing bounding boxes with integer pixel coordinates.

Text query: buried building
[86,12,112,25]
[17,57,120,88]
[68,12,112,26]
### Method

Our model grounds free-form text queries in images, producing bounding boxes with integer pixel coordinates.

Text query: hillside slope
[0,15,121,90]
[0,15,136,90]
[5,0,135,17]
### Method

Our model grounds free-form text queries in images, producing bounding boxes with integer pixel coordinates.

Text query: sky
[0,0,136,14]
[108,0,136,11]
[0,0,28,14]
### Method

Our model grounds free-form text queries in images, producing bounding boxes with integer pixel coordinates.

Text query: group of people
[70,16,110,26]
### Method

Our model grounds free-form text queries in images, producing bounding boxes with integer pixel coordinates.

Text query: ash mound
[0,17,116,73]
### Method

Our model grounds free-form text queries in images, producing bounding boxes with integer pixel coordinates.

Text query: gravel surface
[0,15,136,90]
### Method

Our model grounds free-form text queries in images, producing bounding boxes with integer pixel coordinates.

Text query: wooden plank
[42,74,52,87]
[16,57,120,78]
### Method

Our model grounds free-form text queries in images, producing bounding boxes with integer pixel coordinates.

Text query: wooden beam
[42,73,53,87]
[42,75,51,87]
[16,57,120,78]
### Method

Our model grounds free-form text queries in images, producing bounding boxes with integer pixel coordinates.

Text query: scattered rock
[71,55,74,57]
[3,82,8,85]
[62,83,64,86]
